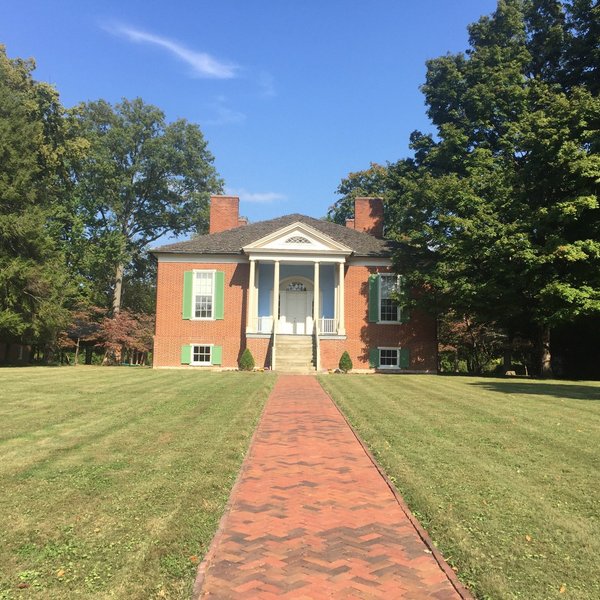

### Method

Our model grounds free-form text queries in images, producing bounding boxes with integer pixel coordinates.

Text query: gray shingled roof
[151,214,396,257]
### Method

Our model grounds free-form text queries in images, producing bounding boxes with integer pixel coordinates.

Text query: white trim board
[347,258,393,266]
[156,254,245,263]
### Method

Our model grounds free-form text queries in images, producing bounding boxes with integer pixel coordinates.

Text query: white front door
[279,291,312,334]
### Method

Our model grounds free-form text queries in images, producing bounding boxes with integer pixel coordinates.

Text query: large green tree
[69,98,223,312]
[0,46,81,356]
[327,162,391,224]
[331,0,600,376]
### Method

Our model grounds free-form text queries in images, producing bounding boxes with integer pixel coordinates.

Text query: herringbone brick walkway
[194,376,471,599]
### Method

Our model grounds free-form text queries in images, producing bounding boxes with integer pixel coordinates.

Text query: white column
[313,261,320,333]
[246,259,256,333]
[338,261,346,336]
[272,260,280,334]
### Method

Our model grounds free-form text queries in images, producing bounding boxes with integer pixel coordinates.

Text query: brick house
[151,195,437,372]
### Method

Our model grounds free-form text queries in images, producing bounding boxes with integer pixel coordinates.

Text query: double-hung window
[369,346,410,369]
[194,271,214,319]
[379,348,399,368]
[183,270,224,321]
[379,274,400,322]
[181,342,222,366]
[191,344,212,366]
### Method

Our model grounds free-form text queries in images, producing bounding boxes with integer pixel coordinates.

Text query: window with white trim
[191,344,212,365]
[379,274,400,322]
[379,348,399,368]
[194,271,214,319]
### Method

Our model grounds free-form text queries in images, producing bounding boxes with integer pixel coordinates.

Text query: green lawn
[319,374,600,600]
[0,367,274,600]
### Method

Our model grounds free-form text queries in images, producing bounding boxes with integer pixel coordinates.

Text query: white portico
[243,222,351,337]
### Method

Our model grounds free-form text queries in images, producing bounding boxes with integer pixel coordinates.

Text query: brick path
[194,376,471,599]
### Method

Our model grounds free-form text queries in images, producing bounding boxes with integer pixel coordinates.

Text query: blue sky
[3,0,497,227]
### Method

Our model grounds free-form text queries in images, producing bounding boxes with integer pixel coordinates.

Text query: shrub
[239,348,255,371]
[339,351,353,373]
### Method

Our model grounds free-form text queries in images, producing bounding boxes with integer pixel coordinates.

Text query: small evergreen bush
[239,348,255,371]
[339,351,353,373]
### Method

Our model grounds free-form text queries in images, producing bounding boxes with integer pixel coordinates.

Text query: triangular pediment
[243,222,352,254]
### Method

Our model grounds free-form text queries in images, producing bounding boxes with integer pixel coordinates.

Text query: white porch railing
[253,316,338,335]
[319,318,336,334]
[256,316,273,333]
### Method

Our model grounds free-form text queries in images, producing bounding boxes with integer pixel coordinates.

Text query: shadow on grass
[469,380,600,401]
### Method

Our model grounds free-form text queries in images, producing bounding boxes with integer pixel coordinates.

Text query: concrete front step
[278,362,314,369]
[276,335,315,371]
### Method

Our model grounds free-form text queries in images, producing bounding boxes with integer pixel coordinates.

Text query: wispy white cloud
[107,23,238,79]
[258,71,276,98]
[226,187,286,204]
[203,96,246,126]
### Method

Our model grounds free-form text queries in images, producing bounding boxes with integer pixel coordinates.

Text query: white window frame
[190,343,214,366]
[378,347,400,369]
[192,269,216,321]
[378,273,401,323]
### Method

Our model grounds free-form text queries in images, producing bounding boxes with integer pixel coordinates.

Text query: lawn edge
[318,378,475,600]
[191,377,275,599]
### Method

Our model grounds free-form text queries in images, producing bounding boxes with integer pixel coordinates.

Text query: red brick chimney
[350,197,384,238]
[209,196,240,234]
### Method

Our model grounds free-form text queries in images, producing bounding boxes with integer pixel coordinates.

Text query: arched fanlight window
[286,281,307,292]
[285,236,311,244]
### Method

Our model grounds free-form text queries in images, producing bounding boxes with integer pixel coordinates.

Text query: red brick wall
[319,265,437,372]
[246,337,272,369]
[353,197,384,238]
[154,260,437,372]
[154,260,250,368]
[209,196,240,234]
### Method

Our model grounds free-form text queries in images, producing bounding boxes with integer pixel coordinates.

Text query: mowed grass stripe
[319,374,600,600]
[0,368,274,599]
[1,374,203,474]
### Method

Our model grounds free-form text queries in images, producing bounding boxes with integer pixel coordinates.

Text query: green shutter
[399,347,410,369]
[211,345,222,365]
[368,274,379,323]
[399,276,411,323]
[181,344,192,364]
[214,271,225,320]
[369,348,380,368]
[182,271,193,319]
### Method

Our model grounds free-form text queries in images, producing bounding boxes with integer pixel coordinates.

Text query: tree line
[0,45,222,364]
[329,0,599,378]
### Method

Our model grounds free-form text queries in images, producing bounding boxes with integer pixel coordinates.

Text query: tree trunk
[74,337,80,366]
[102,348,113,365]
[112,262,125,314]
[503,345,512,373]
[540,325,552,378]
